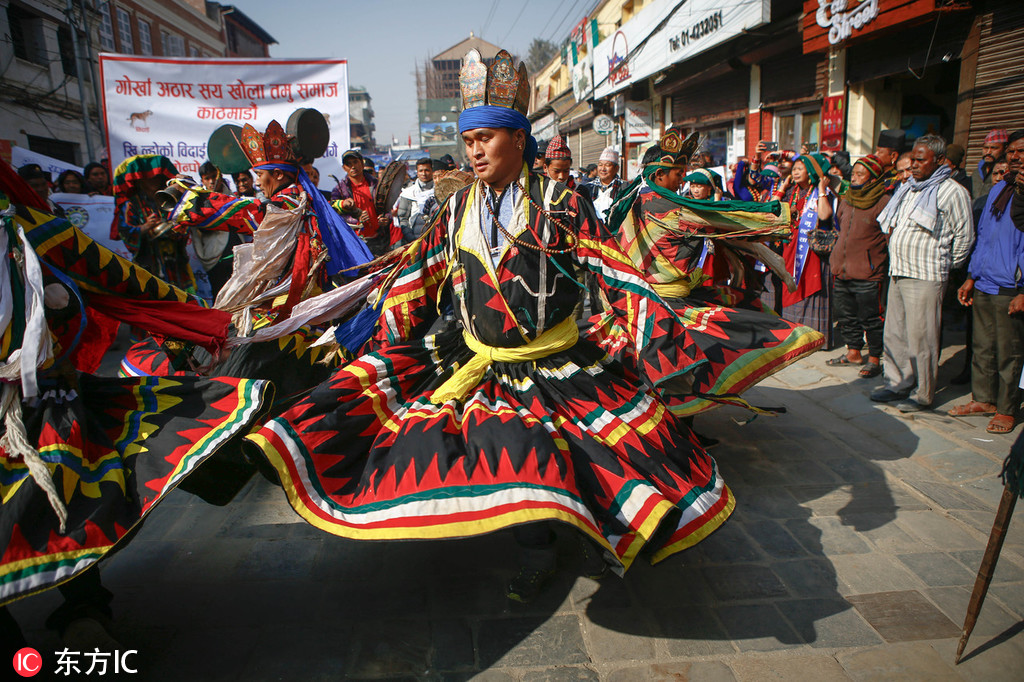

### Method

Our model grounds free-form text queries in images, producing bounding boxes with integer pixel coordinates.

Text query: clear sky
[240,0,595,146]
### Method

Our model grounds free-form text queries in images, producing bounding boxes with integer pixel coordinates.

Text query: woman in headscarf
[828,154,891,377]
[771,152,835,340]
[112,154,195,293]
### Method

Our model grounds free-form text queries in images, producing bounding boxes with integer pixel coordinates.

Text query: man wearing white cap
[582,147,622,220]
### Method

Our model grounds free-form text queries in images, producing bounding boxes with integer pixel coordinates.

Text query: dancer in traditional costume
[121,118,375,417]
[0,162,270,643]
[247,48,735,603]
[112,154,196,293]
[603,130,825,418]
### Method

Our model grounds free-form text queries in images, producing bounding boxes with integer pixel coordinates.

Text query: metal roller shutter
[761,48,819,106]
[580,128,605,167]
[847,15,970,84]
[671,69,748,125]
[965,4,1024,170]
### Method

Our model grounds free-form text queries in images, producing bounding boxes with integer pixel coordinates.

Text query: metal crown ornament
[239,120,297,168]
[459,48,530,115]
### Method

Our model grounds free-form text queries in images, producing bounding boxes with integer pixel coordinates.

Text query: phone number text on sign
[669,10,724,52]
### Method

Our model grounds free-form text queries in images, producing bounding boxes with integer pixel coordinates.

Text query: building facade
[524,0,1024,181]
[349,85,376,150]
[0,0,274,168]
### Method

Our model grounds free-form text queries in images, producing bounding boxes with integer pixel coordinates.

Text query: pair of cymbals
[207,108,330,174]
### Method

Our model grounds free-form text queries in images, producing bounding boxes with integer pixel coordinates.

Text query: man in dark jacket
[827,154,891,378]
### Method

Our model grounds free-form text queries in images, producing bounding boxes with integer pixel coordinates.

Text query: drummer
[330,149,393,257]
[167,120,371,311]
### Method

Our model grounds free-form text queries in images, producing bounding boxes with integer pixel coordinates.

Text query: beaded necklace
[481,180,577,255]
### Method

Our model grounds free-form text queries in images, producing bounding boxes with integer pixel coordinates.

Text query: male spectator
[17,164,50,202]
[83,161,112,196]
[582,147,622,220]
[331,149,390,256]
[583,163,598,181]
[871,134,974,412]
[199,161,229,193]
[542,135,574,187]
[439,153,457,171]
[17,164,63,216]
[945,143,973,193]
[948,131,1024,433]
[894,151,913,188]
[396,157,435,243]
[830,151,853,181]
[232,170,256,197]
[973,129,1008,201]
[874,129,906,173]
[532,141,547,173]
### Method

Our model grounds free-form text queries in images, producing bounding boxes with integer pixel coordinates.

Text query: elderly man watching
[871,134,974,412]
[582,147,622,220]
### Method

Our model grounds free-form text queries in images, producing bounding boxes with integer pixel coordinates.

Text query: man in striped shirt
[871,134,974,412]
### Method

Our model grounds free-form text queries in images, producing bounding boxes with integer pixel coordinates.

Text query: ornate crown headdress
[646,127,701,169]
[239,120,296,168]
[459,48,530,115]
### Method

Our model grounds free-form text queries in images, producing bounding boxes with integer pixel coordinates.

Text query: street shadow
[8,373,932,675]
[584,378,923,651]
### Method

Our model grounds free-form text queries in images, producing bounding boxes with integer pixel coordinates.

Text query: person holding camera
[770,153,835,339]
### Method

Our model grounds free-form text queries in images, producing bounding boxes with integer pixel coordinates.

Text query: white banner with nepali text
[99,56,350,191]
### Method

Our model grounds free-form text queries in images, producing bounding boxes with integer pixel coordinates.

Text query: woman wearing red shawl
[772,153,835,339]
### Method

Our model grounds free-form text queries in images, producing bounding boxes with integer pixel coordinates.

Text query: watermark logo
[13,647,42,677]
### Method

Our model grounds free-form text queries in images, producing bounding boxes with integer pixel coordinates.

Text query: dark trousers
[833,278,885,358]
[513,523,556,571]
[971,290,1024,416]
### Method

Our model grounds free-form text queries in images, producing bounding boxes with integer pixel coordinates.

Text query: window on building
[27,135,78,165]
[161,30,185,56]
[776,109,821,152]
[137,19,153,55]
[189,44,201,57]
[7,5,47,65]
[116,7,133,53]
[57,26,78,78]
[97,2,115,52]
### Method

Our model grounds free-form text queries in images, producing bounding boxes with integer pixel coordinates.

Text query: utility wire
[500,0,532,46]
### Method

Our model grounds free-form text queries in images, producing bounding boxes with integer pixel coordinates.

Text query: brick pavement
[9,339,1024,680]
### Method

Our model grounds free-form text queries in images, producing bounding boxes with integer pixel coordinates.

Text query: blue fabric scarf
[458,106,537,162]
[259,162,373,275]
[793,187,819,285]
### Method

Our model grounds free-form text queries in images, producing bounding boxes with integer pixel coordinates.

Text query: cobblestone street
[11,338,1024,680]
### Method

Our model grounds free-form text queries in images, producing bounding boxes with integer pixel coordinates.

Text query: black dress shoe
[870,387,910,403]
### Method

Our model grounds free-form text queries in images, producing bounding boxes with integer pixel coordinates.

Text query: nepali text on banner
[99,56,350,192]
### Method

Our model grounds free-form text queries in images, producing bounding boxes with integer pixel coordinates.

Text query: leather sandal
[948,400,998,417]
[987,414,1016,434]
[858,362,882,378]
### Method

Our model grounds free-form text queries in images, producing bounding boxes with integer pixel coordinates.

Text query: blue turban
[458,105,537,162]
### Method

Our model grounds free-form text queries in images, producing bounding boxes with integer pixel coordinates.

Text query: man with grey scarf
[870,134,974,412]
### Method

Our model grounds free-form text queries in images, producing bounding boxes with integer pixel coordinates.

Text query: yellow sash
[650,270,706,299]
[430,316,579,404]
